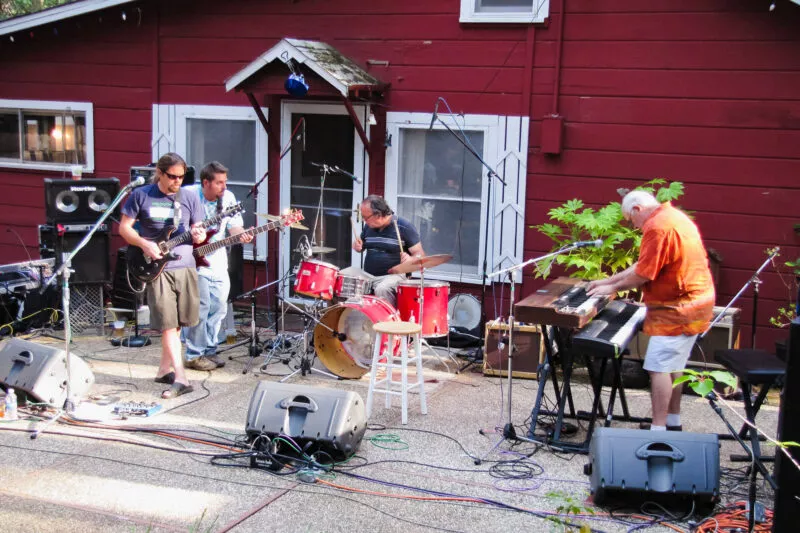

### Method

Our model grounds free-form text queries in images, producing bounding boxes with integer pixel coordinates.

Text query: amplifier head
[44,178,120,224]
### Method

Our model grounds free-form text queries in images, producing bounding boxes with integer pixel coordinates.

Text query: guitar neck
[163,210,231,250]
[194,220,281,256]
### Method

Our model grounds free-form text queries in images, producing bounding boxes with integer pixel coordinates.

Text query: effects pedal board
[112,401,162,417]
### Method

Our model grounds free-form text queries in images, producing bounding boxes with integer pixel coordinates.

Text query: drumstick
[393,218,405,256]
[350,215,359,240]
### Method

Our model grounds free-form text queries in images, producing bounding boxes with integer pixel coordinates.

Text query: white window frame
[385,112,529,285]
[279,100,370,299]
[151,103,269,260]
[460,0,550,24]
[0,99,94,172]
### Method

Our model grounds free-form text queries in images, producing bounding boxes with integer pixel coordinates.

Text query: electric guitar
[127,203,244,283]
[193,209,305,267]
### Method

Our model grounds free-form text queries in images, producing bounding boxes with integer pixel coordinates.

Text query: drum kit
[271,251,455,380]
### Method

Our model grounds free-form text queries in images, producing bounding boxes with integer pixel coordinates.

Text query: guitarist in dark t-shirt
[352,195,424,307]
[119,152,206,399]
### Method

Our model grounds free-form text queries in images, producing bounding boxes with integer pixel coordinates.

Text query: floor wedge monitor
[0,338,95,407]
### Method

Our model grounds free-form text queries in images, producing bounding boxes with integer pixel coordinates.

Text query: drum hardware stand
[110,270,151,347]
[430,97,507,366]
[275,296,340,382]
[223,272,292,374]
[308,162,332,254]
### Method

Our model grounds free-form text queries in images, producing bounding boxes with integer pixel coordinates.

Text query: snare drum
[334,274,373,300]
[314,296,400,379]
[293,259,338,300]
[396,280,450,337]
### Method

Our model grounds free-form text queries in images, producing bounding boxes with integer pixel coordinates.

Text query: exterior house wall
[0,0,798,349]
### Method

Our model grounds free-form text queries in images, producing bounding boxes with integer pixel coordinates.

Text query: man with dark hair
[352,195,424,306]
[587,190,715,431]
[182,161,252,370]
[119,153,206,399]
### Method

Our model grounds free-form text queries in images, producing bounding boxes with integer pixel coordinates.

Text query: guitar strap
[172,188,182,228]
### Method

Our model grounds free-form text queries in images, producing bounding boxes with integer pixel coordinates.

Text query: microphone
[428,100,440,130]
[571,239,603,249]
[128,176,146,189]
[333,165,362,184]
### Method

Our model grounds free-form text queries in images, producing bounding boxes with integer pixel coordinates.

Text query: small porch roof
[225,38,386,97]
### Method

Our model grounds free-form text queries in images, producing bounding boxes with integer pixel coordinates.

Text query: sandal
[154,372,175,384]
[162,382,194,399]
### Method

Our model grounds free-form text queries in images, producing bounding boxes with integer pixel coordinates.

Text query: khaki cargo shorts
[146,268,199,330]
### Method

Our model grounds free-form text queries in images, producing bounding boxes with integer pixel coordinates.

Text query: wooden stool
[366,321,428,425]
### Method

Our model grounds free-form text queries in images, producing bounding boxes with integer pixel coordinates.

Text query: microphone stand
[430,104,506,362]
[38,179,131,421]
[478,243,585,454]
[701,248,778,349]
[235,172,270,372]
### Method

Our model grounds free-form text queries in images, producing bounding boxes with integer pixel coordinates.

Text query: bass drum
[314,296,400,379]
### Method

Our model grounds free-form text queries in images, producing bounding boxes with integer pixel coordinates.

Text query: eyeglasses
[363,211,378,222]
[163,171,185,181]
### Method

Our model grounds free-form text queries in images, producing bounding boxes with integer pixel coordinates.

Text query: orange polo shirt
[635,202,715,336]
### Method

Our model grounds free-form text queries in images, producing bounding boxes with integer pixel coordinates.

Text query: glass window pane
[476,0,534,13]
[399,129,483,200]
[224,183,257,230]
[22,111,85,164]
[186,118,256,183]
[397,197,481,277]
[0,112,20,160]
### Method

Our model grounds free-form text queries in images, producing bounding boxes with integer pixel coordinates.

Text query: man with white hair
[587,190,715,431]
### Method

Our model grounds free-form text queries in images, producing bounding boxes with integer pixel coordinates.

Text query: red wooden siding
[0,0,796,349]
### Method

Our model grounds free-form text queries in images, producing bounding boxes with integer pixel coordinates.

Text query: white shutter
[491,116,529,284]
[151,104,176,158]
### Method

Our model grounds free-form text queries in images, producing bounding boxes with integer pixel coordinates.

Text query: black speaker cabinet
[39,224,111,284]
[0,338,95,406]
[44,177,120,224]
[483,321,545,379]
[245,381,366,461]
[586,427,720,507]
[774,317,800,531]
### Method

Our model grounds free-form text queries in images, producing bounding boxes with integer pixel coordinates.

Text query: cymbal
[389,254,453,274]
[311,246,336,254]
[257,213,309,230]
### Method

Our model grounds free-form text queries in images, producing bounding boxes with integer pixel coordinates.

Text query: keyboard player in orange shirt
[587,190,715,432]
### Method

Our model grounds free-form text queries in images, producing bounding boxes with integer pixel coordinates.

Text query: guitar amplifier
[245,381,366,461]
[586,427,720,506]
[483,321,545,379]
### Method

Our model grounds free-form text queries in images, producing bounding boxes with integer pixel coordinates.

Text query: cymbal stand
[275,296,339,382]
[308,162,331,252]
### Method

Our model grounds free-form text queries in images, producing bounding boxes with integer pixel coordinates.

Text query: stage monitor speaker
[0,338,95,406]
[39,224,111,284]
[245,381,366,461]
[774,317,800,531]
[483,321,544,379]
[586,427,720,507]
[44,178,120,224]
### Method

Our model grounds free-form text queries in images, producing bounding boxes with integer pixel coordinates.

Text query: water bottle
[4,388,18,421]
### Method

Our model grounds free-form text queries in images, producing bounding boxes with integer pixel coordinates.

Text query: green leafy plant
[532,179,684,280]
[767,247,799,328]
[545,490,593,533]
[673,368,738,397]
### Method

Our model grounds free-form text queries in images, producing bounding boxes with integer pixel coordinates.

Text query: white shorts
[643,334,698,373]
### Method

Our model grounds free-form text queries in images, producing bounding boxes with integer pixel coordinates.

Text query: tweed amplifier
[483,321,545,379]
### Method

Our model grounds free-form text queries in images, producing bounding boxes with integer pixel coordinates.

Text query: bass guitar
[193,209,304,267]
[128,203,244,283]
